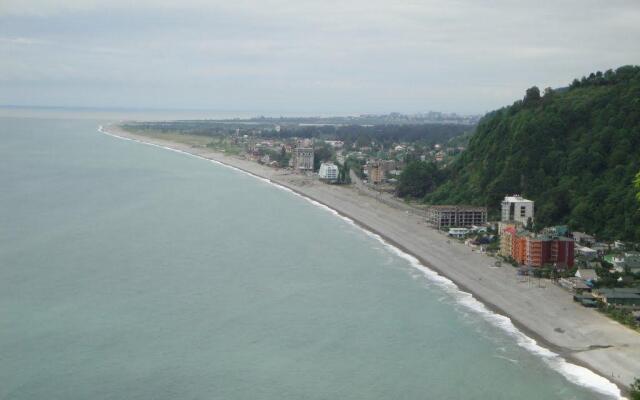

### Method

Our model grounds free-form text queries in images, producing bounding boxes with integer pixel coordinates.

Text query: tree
[396,161,441,198]
[336,162,350,184]
[313,144,333,171]
[635,171,640,204]
[424,66,640,241]
[524,86,541,104]
[630,377,640,400]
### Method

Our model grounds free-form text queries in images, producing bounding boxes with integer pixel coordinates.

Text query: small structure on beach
[560,277,591,293]
[592,287,640,308]
[448,227,469,238]
[575,268,598,283]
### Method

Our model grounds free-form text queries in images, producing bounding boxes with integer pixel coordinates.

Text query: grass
[130,129,214,147]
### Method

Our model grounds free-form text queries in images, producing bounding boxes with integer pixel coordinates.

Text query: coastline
[100,123,639,398]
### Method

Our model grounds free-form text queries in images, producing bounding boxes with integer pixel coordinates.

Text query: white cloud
[1,0,639,113]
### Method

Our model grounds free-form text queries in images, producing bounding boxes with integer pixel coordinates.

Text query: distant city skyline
[2,0,639,114]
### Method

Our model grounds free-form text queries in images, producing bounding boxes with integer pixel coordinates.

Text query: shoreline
[100,123,638,398]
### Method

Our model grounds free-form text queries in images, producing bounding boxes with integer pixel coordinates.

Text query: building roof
[574,293,596,300]
[596,287,640,298]
[577,246,597,253]
[602,292,640,299]
[561,277,590,289]
[545,225,569,236]
[573,231,595,239]
[502,195,534,203]
[427,205,487,211]
[575,269,598,281]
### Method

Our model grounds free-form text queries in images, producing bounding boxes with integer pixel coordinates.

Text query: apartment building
[501,195,534,225]
[426,205,488,229]
[292,147,314,170]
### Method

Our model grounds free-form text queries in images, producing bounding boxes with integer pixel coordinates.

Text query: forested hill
[424,65,640,241]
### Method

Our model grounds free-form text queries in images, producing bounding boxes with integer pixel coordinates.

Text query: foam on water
[99,126,625,400]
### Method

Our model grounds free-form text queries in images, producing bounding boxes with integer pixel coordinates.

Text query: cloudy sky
[1,0,639,115]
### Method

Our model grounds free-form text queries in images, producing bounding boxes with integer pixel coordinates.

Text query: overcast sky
[1,0,639,115]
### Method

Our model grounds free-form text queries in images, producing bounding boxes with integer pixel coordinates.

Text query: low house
[576,246,597,260]
[612,251,640,273]
[591,242,610,253]
[560,277,591,293]
[573,293,598,307]
[572,232,596,246]
[593,287,640,308]
[575,269,598,283]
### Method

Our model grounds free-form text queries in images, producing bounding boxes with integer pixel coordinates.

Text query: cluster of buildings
[419,187,640,313]
[611,252,640,274]
[424,195,578,269]
[498,195,575,268]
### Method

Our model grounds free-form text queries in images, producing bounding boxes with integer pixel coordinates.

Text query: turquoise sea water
[0,117,617,399]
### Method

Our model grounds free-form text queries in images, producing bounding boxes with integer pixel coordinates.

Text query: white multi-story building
[501,195,534,225]
[318,162,339,182]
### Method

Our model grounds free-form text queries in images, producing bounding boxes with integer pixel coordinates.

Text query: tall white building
[318,162,339,182]
[501,195,534,225]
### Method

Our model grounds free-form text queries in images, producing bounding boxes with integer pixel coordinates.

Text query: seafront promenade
[103,124,640,396]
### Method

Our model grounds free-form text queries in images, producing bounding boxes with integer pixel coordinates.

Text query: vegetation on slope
[419,66,640,241]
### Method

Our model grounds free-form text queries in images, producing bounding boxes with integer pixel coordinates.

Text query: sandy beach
[102,123,639,396]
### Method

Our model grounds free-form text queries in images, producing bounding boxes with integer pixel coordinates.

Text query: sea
[0,112,623,399]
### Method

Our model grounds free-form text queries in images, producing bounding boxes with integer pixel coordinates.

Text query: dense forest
[279,124,470,148]
[417,65,640,241]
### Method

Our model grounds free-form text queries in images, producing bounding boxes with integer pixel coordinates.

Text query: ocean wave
[98,125,625,400]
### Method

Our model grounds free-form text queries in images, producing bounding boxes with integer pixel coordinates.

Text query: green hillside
[424,65,640,241]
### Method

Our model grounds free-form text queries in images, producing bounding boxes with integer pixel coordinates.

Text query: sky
[1,0,640,115]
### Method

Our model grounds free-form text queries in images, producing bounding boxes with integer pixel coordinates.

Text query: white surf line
[98,125,625,399]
